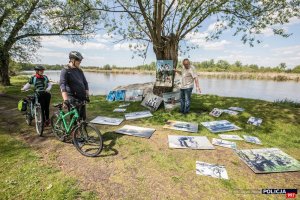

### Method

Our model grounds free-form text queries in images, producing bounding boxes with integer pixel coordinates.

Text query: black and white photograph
[115,125,155,138]
[125,111,153,120]
[168,135,215,149]
[113,108,126,112]
[237,148,300,173]
[222,109,239,115]
[201,120,242,133]
[247,117,263,126]
[141,93,163,111]
[163,120,198,133]
[196,161,229,179]
[162,91,181,110]
[243,135,262,145]
[228,107,245,112]
[125,90,144,101]
[212,138,237,149]
[219,134,244,141]
[209,108,224,117]
[90,116,124,126]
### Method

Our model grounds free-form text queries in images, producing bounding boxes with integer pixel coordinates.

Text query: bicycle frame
[57,107,80,134]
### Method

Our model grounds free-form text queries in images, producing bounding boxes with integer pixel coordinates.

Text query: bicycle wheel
[34,105,44,136]
[72,122,103,157]
[50,113,66,142]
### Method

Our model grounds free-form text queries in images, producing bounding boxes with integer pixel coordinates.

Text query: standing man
[175,58,201,114]
[59,51,89,120]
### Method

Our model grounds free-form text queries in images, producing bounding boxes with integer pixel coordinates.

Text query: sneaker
[44,119,50,127]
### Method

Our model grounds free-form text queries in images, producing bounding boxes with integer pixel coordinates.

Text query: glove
[86,96,90,103]
[46,88,50,92]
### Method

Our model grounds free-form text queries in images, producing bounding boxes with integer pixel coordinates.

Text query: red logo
[286,193,296,199]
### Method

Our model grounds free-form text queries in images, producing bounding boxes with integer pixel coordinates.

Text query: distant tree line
[11,60,300,73]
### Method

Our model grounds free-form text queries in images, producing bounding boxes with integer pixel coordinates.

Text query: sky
[37,16,300,69]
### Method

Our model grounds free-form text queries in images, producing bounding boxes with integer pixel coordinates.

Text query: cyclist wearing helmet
[21,65,52,126]
[59,51,89,120]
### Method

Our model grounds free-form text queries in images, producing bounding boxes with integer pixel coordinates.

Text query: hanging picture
[141,93,163,111]
[162,91,181,110]
[196,161,229,179]
[201,120,241,133]
[163,120,198,133]
[168,135,215,149]
[243,135,262,145]
[247,117,263,126]
[90,116,123,126]
[125,90,144,101]
[125,111,153,120]
[237,148,300,173]
[115,125,155,138]
[106,91,115,101]
[155,60,174,87]
[219,134,244,141]
[209,108,224,117]
[115,90,126,101]
[212,138,237,149]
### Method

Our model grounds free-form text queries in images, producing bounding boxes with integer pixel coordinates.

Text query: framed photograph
[125,90,144,102]
[212,138,237,149]
[162,91,181,110]
[222,109,239,115]
[201,120,241,133]
[125,111,153,120]
[90,116,123,125]
[113,108,126,113]
[155,60,174,87]
[228,107,244,112]
[247,117,263,126]
[168,135,215,149]
[106,91,115,102]
[141,93,163,111]
[219,134,243,141]
[209,108,224,117]
[237,148,300,173]
[115,90,126,101]
[115,125,155,138]
[196,161,229,179]
[163,120,198,133]
[243,135,262,145]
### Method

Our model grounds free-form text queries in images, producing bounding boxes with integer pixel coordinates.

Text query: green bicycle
[50,101,103,157]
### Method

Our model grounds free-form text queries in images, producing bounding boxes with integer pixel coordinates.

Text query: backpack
[18,99,28,111]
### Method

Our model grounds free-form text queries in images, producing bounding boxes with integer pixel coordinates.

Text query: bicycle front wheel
[50,113,66,142]
[34,105,44,136]
[72,122,103,157]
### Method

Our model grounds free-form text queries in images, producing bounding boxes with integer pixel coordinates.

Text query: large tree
[0,0,99,85]
[94,0,300,95]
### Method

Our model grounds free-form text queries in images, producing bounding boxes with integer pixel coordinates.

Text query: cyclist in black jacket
[59,51,89,120]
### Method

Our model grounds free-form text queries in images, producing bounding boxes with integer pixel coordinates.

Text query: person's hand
[46,88,51,93]
[86,96,90,103]
[63,100,70,109]
[196,87,201,94]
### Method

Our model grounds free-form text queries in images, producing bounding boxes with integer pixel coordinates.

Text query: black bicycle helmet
[69,51,83,61]
[34,65,45,71]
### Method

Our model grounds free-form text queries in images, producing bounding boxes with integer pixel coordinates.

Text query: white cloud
[287,17,300,25]
[113,42,146,51]
[207,21,227,32]
[185,32,231,50]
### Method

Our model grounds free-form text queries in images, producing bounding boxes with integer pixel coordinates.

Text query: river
[22,71,300,102]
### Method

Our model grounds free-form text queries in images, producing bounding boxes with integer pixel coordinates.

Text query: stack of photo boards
[91,99,300,179]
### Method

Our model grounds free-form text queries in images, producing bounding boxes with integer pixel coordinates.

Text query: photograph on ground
[162,91,181,110]
[115,125,155,138]
[168,135,215,149]
[222,109,239,115]
[141,93,163,111]
[164,120,198,133]
[115,90,126,101]
[247,117,263,126]
[125,111,153,120]
[237,148,300,173]
[106,91,115,101]
[243,135,262,145]
[155,60,174,87]
[228,107,245,112]
[201,120,242,133]
[90,116,124,126]
[125,90,144,101]
[219,134,244,141]
[196,161,229,179]
[119,103,130,108]
[212,138,237,149]
[209,108,224,117]
[113,108,126,113]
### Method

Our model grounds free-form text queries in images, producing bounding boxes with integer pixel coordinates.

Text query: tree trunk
[152,34,178,96]
[0,50,11,86]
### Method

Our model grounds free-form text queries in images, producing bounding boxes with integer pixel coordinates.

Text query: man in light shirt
[175,59,201,114]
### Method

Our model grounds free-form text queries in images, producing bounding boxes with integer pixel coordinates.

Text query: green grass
[1,76,299,200]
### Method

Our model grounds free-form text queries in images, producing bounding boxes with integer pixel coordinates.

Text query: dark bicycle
[50,101,103,157]
[23,92,44,136]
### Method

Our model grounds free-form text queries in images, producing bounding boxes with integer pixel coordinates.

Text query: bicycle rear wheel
[72,122,103,157]
[34,105,44,136]
[25,111,32,125]
[50,113,66,142]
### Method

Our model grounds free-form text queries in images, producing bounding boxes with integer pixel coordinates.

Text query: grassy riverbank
[1,76,299,199]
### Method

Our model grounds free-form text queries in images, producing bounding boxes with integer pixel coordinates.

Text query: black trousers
[69,97,86,120]
[37,92,51,122]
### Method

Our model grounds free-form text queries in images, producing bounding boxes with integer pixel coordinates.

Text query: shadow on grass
[98,131,124,157]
